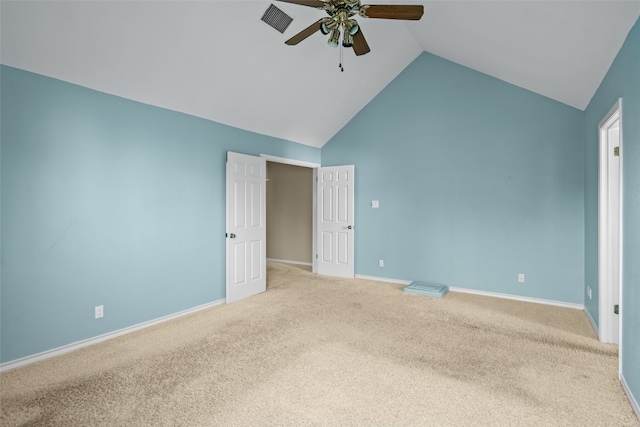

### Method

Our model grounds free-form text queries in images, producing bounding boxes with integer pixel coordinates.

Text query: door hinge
[614,304,619,315]
[614,146,620,156]
[316,254,318,259]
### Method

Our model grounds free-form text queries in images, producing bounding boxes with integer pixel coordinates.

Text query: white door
[226,152,266,303]
[606,120,621,344]
[598,100,622,345]
[316,165,355,278]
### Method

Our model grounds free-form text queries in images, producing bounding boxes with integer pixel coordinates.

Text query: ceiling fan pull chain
[339,42,344,72]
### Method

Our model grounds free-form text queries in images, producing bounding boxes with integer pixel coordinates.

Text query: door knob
[229,233,236,239]
[347,225,353,230]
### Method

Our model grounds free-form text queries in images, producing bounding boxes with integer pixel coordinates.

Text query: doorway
[266,161,314,268]
[261,154,320,274]
[226,152,355,304]
[261,154,356,278]
[598,99,622,347]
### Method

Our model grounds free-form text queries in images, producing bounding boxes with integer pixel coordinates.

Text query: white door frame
[597,98,623,353]
[260,154,321,273]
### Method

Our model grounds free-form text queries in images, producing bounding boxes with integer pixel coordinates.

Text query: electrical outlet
[379,259,384,267]
[518,273,525,283]
[588,287,592,299]
[95,305,104,319]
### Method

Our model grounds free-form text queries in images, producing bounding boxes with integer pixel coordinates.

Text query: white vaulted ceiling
[2,1,639,148]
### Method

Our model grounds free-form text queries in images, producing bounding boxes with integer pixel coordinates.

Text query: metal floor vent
[261,4,293,34]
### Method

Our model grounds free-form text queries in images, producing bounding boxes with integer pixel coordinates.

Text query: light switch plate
[371,200,379,208]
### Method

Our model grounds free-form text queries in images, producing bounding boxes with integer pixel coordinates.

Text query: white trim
[598,98,623,129]
[312,168,318,274]
[0,299,225,373]
[260,154,320,169]
[621,374,640,422]
[585,307,599,337]
[447,287,584,310]
[356,274,583,309]
[267,258,312,266]
[356,274,411,285]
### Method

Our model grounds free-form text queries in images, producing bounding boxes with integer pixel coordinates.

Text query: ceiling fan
[277,0,424,57]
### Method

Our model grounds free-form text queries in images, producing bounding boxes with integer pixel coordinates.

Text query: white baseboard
[584,307,600,338]
[267,258,312,266]
[448,287,584,310]
[355,274,583,310]
[621,374,640,422]
[0,299,225,373]
[355,274,411,285]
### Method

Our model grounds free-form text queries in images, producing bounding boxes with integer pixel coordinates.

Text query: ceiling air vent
[261,4,293,34]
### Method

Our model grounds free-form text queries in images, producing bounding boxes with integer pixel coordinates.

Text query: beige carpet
[1,262,638,426]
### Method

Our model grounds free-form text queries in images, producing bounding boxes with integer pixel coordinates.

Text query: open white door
[598,100,622,345]
[316,165,355,278]
[226,152,266,303]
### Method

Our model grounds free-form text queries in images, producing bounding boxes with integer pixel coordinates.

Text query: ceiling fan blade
[285,19,323,45]
[276,0,326,9]
[352,29,371,56]
[360,5,424,20]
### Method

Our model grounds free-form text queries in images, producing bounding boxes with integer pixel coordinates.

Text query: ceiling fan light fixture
[324,18,338,31]
[346,19,359,35]
[320,17,335,35]
[327,28,341,47]
[342,31,353,47]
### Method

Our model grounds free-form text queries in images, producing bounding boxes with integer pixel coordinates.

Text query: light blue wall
[322,52,585,304]
[0,65,320,363]
[584,17,640,411]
